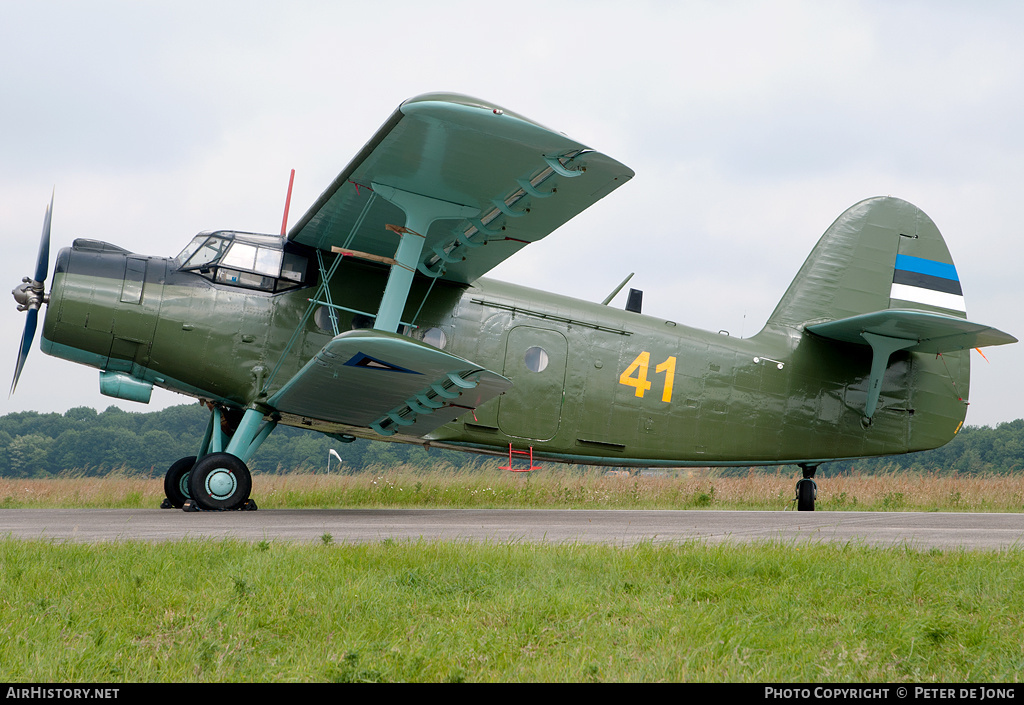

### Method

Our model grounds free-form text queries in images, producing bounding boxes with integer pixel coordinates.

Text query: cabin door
[498,326,568,442]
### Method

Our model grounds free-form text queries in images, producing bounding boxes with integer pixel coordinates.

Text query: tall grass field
[1,465,1022,511]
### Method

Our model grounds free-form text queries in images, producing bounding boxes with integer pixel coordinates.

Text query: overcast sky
[2,0,1022,429]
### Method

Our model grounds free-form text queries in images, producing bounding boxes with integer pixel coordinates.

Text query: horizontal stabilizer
[807,309,1016,419]
[806,309,1017,353]
[268,330,512,437]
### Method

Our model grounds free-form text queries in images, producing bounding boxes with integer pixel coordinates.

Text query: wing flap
[287,93,633,284]
[267,329,512,437]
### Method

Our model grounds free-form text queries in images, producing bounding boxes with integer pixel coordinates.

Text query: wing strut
[369,183,479,333]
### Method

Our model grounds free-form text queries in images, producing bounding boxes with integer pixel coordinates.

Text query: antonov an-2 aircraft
[11,93,1017,512]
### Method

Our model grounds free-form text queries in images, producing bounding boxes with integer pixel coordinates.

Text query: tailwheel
[161,455,197,508]
[796,462,818,511]
[186,452,253,511]
[796,478,817,511]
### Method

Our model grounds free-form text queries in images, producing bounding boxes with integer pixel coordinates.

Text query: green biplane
[11,93,1016,512]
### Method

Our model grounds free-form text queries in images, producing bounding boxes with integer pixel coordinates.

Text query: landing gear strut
[796,463,818,511]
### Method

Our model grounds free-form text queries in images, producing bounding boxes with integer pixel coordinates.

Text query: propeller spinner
[10,192,53,396]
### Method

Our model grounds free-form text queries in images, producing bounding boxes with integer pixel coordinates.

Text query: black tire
[796,478,816,512]
[163,456,197,508]
[187,452,252,511]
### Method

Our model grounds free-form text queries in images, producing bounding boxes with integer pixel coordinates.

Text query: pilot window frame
[175,231,310,293]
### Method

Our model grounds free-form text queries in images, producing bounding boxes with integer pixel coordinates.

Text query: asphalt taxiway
[1,508,1022,550]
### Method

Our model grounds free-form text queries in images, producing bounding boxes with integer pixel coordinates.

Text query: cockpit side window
[215,268,276,290]
[254,247,284,277]
[280,252,306,283]
[221,242,258,271]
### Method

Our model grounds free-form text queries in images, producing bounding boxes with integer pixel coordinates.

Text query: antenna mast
[280,169,295,236]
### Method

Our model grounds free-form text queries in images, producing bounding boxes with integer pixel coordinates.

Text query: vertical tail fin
[766,196,1014,425]
[766,196,966,329]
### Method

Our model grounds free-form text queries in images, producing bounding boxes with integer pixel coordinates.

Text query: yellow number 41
[619,352,676,402]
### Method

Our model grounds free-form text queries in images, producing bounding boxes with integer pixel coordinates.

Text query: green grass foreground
[1,538,1022,682]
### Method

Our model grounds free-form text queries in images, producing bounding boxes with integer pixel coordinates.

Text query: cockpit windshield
[174,231,309,293]
[176,234,231,270]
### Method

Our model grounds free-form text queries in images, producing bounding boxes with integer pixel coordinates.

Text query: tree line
[0,403,491,478]
[824,419,1024,476]
[0,403,1022,477]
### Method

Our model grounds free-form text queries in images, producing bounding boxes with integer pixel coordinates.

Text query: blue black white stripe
[889,254,966,313]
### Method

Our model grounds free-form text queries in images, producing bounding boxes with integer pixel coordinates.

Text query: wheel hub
[206,469,237,499]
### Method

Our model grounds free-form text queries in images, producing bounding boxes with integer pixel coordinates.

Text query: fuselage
[40,235,969,468]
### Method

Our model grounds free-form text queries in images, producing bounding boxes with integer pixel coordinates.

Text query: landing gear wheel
[187,452,252,511]
[796,478,817,511]
[162,456,197,508]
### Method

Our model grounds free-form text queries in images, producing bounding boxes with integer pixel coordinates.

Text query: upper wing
[287,93,634,284]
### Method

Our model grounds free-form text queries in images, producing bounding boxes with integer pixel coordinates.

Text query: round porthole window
[524,346,549,372]
[313,306,336,332]
[423,327,447,349]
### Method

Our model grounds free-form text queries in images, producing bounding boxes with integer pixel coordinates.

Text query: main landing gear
[795,463,819,512]
[161,455,197,508]
[160,404,276,512]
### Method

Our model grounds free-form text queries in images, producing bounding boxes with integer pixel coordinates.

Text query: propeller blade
[10,308,38,396]
[11,192,54,396]
[34,191,53,284]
